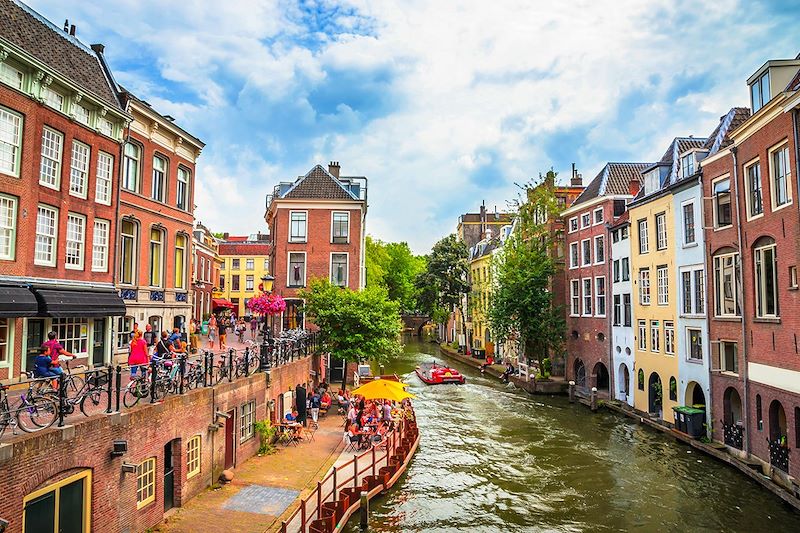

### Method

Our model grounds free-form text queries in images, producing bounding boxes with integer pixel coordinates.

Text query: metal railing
[0,331,319,442]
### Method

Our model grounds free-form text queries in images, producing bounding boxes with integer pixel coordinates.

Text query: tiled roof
[658,137,707,167]
[0,0,122,110]
[470,240,498,261]
[785,67,800,92]
[571,162,652,206]
[218,243,271,256]
[703,107,751,154]
[609,210,630,228]
[283,165,358,201]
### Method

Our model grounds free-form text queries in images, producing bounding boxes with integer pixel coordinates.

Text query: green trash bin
[201,320,209,335]
[683,407,706,438]
[672,406,687,433]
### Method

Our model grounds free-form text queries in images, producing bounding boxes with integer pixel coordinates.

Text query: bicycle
[30,369,109,418]
[0,382,58,438]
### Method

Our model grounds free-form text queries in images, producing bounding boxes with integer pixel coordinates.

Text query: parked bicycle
[27,369,109,418]
[0,381,58,438]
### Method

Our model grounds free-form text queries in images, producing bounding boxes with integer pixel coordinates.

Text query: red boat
[415,361,466,385]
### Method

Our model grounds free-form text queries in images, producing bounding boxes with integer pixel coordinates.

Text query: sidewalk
[157,411,345,533]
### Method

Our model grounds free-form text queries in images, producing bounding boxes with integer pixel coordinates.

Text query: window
[177,167,190,210]
[187,436,201,479]
[754,242,778,318]
[682,271,692,314]
[245,275,254,291]
[581,213,591,228]
[116,316,133,350]
[22,469,91,533]
[0,62,22,89]
[570,279,580,316]
[719,341,738,374]
[613,295,621,326]
[581,239,591,266]
[638,369,645,390]
[582,278,592,315]
[688,329,702,361]
[331,253,348,287]
[750,70,770,112]
[638,219,649,254]
[122,143,140,192]
[746,162,763,217]
[149,228,164,287]
[568,217,578,233]
[682,202,695,245]
[0,318,8,363]
[289,211,307,242]
[288,253,306,287]
[264,258,269,271]
[669,376,677,401]
[612,229,619,244]
[681,153,695,178]
[638,320,647,351]
[614,199,626,217]
[93,151,113,205]
[219,275,225,290]
[621,258,630,281]
[42,86,64,111]
[119,220,137,285]
[664,321,674,354]
[0,194,17,260]
[136,457,156,509]
[713,178,732,227]
[0,106,22,176]
[714,253,740,316]
[98,118,114,137]
[657,266,668,305]
[243,259,253,271]
[595,277,606,317]
[74,103,90,125]
[643,169,660,195]
[650,320,660,352]
[621,225,629,240]
[655,213,667,250]
[39,127,63,189]
[594,235,605,263]
[770,145,791,208]
[613,260,620,282]
[569,242,579,268]
[52,318,88,355]
[69,141,90,198]
[639,268,650,305]
[175,234,187,289]
[593,208,604,225]
[332,212,349,243]
[232,258,240,270]
[35,205,58,266]
[694,269,705,314]
[756,393,763,431]
[623,294,632,326]
[791,266,798,289]
[91,219,109,272]
[240,400,255,442]
[152,155,166,202]
[232,274,240,291]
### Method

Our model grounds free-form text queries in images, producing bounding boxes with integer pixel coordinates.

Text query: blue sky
[30,0,800,253]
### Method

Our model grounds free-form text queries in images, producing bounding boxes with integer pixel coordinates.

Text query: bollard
[115,366,122,412]
[244,347,250,377]
[360,492,369,531]
[57,372,66,427]
[150,360,157,403]
[178,355,186,395]
[590,386,598,412]
[106,366,113,413]
[228,349,234,382]
[568,380,576,403]
[203,351,208,387]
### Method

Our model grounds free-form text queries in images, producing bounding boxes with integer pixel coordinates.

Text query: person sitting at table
[337,390,349,413]
[285,410,299,423]
[320,391,332,413]
[347,422,363,448]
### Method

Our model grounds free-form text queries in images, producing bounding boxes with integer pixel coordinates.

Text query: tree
[365,236,426,313]
[415,234,469,334]
[299,278,402,390]
[488,172,565,375]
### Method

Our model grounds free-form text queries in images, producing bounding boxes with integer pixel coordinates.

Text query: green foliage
[415,234,469,324]
[299,278,403,368]
[488,173,565,371]
[365,236,426,313]
[254,419,277,455]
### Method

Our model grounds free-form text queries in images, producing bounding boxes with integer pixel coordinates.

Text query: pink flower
[246,293,287,316]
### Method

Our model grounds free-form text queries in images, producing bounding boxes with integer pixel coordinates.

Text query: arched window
[637,369,644,390]
[669,376,677,401]
[174,233,187,289]
[149,227,165,287]
[122,141,142,192]
[119,218,138,285]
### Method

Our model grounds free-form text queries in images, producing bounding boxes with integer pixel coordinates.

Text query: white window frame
[69,140,90,199]
[754,242,779,319]
[42,86,64,112]
[35,204,58,267]
[744,158,763,220]
[593,207,604,225]
[331,211,350,244]
[656,266,669,305]
[74,103,91,125]
[594,235,605,264]
[569,242,579,269]
[95,151,113,205]
[582,278,592,316]
[664,321,675,355]
[39,126,63,190]
[330,252,349,288]
[289,211,308,243]
[570,279,580,317]
[713,253,740,317]
[246,258,254,271]
[152,154,167,202]
[681,200,696,246]
[245,274,254,291]
[681,153,695,178]
[613,294,621,326]
[92,219,109,272]
[177,166,190,211]
[639,268,650,305]
[638,320,647,351]
[65,213,86,270]
[98,118,114,137]
[0,62,23,90]
[51,317,89,356]
[287,251,307,287]
[581,213,591,228]
[687,328,703,362]
[122,142,141,192]
[581,238,591,266]
[769,143,792,211]
[638,219,649,254]
[655,212,667,251]
[568,217,578,233]
[240,400,255,442]
[594,276,606,317]
[712,175,733,229]
[621,257,630,282]
[0,106,23,177]
[650,320,660,353]
[0,194,17,261]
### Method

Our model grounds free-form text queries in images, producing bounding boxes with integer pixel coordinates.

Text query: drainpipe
[731,145,751,455]
[698,174,712,437]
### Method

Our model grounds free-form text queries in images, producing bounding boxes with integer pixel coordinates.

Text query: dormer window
[681,153,695,178]
[643,170,660,195]
[750,71,770,113]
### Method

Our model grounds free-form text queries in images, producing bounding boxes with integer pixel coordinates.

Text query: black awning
[33,288,126,318]
[0,285,38,317]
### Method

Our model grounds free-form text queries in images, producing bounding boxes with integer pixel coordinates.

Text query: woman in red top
[128,331,149,379]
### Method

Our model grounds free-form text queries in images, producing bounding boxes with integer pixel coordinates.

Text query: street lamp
[259,274,276,372]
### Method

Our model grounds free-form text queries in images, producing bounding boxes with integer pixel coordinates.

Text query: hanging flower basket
[246,293,286,316]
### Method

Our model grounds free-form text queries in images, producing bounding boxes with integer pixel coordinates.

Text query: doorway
[26,318,46,373]
[573,358,586,388]
[92,319,105,367]
[593,362,610,391]
[164,440,176,512]
[224,409,235,469]
[648,372,663,416]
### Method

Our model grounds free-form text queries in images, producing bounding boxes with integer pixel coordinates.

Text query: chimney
[328,161,340,178]
[69,25,76,36]
[571,163,583,187]
[63,19,69,32]
[629,178,641,197]
[90,43,105,54]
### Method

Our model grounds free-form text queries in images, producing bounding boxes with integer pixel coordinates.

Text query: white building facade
[610,217,635,405]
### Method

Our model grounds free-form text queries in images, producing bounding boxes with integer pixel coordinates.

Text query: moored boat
[415,361,466,385]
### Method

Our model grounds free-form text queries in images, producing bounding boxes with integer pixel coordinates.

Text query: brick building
[114,90,203,359]
[703,58,800,481]
[563,163,647,392]
[217,233,271,318]
[0,0,130,379]
[191,222,221,321]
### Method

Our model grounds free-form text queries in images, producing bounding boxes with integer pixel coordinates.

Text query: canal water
[347,339,799,532]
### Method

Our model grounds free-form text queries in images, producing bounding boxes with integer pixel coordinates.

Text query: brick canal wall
[0,354,318,533]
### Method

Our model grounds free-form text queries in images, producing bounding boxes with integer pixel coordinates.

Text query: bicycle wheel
[123,381,147,408]
[16,396,57,432]
[211,365,225,384]
[79,388,107,417]
[65,374,85,394]
[248,355,260,373]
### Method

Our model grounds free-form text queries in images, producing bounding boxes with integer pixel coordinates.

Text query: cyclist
[42,331,74,376]
[33,345,60,387]
[153,331,175,366]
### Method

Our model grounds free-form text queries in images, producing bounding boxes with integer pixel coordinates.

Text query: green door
[25,319,46,373]
[92,319,105,367]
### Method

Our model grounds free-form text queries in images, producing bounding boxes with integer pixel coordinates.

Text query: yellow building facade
[218,238,271,318]
[470,250,493,355]
[630,191,679,422]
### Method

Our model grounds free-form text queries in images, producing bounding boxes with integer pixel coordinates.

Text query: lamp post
[259,274,275,371]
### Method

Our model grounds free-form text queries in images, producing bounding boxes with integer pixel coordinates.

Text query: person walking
[309,390,321,426]
[218,318,227,350]
[143,324,156,355]
[207,315,217,350]
[128,330,149,380]
[250,316,258,340]
[189,318,198,354]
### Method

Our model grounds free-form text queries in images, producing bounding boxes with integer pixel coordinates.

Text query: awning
[212,298,235,310]
[33,288,126,318]
[0,285,38,317]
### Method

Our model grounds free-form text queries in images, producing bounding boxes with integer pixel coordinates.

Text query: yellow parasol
[371,378,410,389]
[351,379,416,401]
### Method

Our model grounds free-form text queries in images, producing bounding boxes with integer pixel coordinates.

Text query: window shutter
[710,341,721,371]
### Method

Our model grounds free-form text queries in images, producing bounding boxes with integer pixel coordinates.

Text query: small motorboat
[415,361,466,385]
